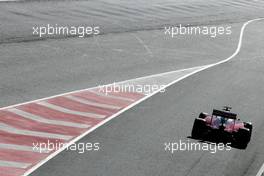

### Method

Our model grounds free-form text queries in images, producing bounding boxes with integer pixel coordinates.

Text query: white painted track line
[0,18,259,176]
[0,66,208,112]
[256,163,264,176]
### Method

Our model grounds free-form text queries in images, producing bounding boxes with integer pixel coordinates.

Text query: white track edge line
[257,163,264,176]
[22,18,264,176]
[0,66,206,111]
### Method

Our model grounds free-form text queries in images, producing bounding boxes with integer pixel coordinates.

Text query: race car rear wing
[212,109,237,119]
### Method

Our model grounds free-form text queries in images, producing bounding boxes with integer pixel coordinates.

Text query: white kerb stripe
[6,108,90,129]
[0,143,50,153]
[0,160,31,169]
[89,90,135,102]
[0,123,72,140]
[36,101,106,119]
[65,95,122,110]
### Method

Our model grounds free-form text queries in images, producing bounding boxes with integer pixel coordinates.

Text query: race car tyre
[234,128,251,149]
[244,122,253,133]
[244,122,253,140]
[198,112,208,119]
[191,118,206,139]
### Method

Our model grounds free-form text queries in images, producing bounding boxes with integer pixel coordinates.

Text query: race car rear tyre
[244,122,253,140]
[234,128,251,149]
[244,122,253,133]
[191,118,206,139]
[199,112,208,119]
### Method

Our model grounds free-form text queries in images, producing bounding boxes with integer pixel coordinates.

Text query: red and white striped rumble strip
[0,88,145,176]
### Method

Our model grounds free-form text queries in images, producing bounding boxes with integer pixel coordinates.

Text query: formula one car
[191,106,252,149]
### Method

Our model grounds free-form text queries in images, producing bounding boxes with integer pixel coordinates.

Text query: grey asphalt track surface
[29,20,264,176]
[1,1,264,176]
[1,0,264,44]
[0,23,241,107]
